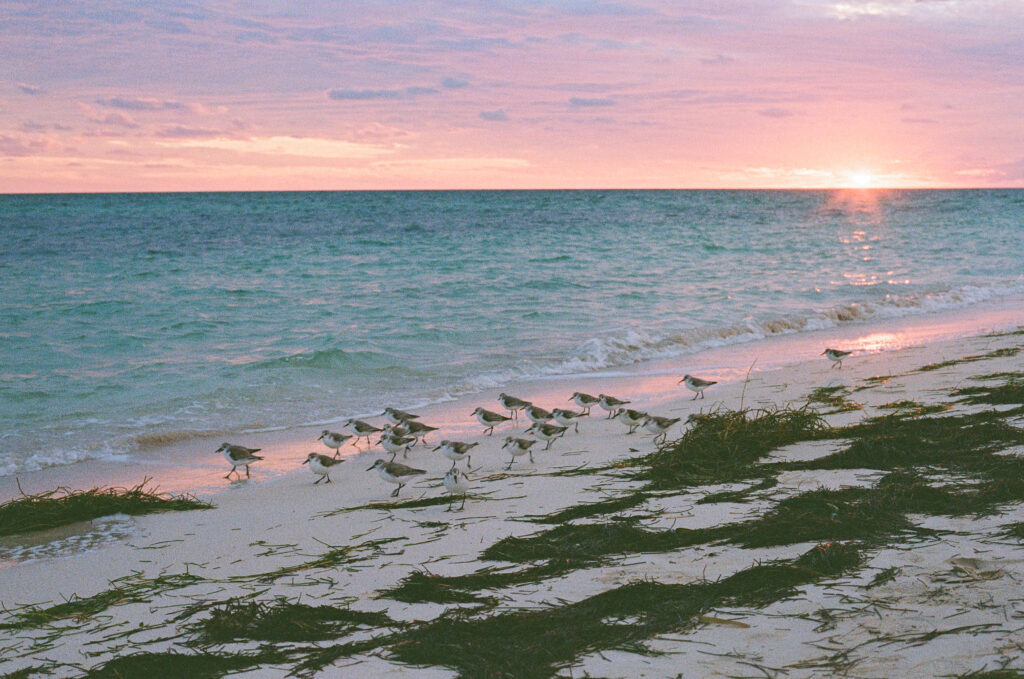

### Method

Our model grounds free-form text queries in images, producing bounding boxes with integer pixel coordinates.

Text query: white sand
[2,323,1024,677]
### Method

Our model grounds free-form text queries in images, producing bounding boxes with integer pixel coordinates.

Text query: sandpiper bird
[551,407,588,433]
[680,374,716,400]
[526,422,568,449]
[474,406,511,435]
[611,408,648,434]
[498,393,531,421]
[383,407,420,425]
[433,440,479,469]
[382,423,410,438]
[570,391,600,414]
[379,432,416,459]
[217,443,263,479]
[302,452,343,484]
[403,419,438,445]
[642,415,681,444]
[598,394,631,418]
[442,468,472,511]
[367,459,426,496]
[501,437,537,470]
[524,403,554,425]
[317,430,353,458]
[822,348,852,369]
[346,419,383,444]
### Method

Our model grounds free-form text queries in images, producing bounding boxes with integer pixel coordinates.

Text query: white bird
[433,440,479,469]
[442,468,472,511]
[822,348,852,369]
[498,393,531,421]
[501,437,537,470]
[526,422,568,450]
[642,415,681,444]
[379,432,416,459]
[524,403,554,425]
[346,419,383,444]
[367,459,425,497]
[598,394,631,418]
[383,407,420,424]
[317,430,353,458]
[552,407,588,433]
[611,408,648,434]
[303,452,343,484]
[679,374,717,400]
[569,391,600,414]
[474,407,511,435]
[403,419,438,446]
[217,443,263,479]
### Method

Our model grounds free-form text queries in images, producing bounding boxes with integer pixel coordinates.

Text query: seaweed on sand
[639,406,829,489]
[385,543,861,679]
[0,571,204,630]
[82,651,284,679]
[190,597,395,644]
[0,482,211,538]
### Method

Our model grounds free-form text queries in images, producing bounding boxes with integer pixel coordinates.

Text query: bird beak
[302,458,309,464]
[366,464,376,471]
[820,350,827,355]
[677,377,685,384]
[317,433,324,440]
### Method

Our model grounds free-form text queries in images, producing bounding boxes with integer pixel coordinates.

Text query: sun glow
[845,171,877,188]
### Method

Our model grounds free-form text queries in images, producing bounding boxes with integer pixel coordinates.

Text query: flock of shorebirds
[216,348,853,510]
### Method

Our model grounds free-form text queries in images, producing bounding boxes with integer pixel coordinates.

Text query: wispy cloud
[17,83,44,95]
[96,97,185,111]
[569,97,615,107]
[328,86,440,101]
[158,135,396,159]
[480,109,509,121]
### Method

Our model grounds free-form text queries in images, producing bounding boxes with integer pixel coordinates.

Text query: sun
[845,171,876,188]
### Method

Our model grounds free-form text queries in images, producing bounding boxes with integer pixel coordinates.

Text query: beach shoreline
[1,315,1024,676]
[2,296,1022,504]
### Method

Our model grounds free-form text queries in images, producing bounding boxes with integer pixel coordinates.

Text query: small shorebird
[433,440,479,469]
[611,408,648,434]
[526,422,568,449]
[498,393,531,421]
[317,430,353,458]
[442,468,472,511]
[552,407,588,432]
[501,437,537,469]
[383,407,420,425]
[367,459,425,496]
[302,452,343,484]
[680,374,716,400]
[570,391,600,414]
[473,407,511,435]
[346,419,383,444]
[403,419,438,446]
[218,443,263,479]
[822,348,852,369]
[382,423,410,438]
[642,415,681,444]
[598,394,631,418]
[379,432,416,459]
[524,403,554,425]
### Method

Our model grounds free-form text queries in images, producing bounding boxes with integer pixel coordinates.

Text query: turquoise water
[1,190,1022,475]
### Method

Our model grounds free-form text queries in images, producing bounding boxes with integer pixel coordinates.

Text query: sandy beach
[2,324,1024,678]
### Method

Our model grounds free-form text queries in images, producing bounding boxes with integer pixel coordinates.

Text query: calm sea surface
[1,190,1022,475]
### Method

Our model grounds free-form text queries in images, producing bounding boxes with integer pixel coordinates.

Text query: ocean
[1,189,1022,478]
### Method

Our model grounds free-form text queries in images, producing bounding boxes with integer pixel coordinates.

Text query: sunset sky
[3,0,1023,192]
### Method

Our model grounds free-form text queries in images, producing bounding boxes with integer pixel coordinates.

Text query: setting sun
[845,171,878,188]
